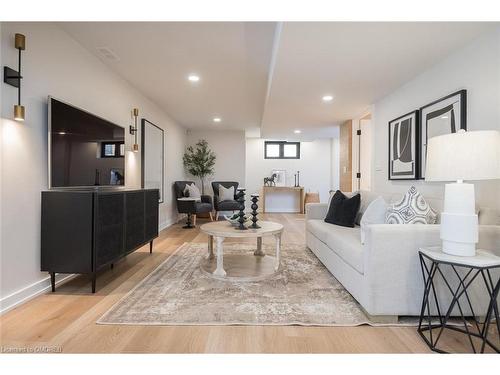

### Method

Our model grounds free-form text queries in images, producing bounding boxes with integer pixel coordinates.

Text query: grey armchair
[211,181,240,220]
[174,181,213,228]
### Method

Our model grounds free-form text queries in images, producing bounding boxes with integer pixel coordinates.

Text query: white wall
[186,129,246,195]
[245,138,332,212]
[330,136,340,192]
[372,27,500,209]
[0,23,187,312]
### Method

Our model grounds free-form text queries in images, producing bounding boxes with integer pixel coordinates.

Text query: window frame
[264,141,301,159]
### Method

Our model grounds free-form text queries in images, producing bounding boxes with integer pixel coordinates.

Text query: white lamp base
[440,182,478,257]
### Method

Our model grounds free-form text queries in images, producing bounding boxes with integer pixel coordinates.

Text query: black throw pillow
[324,190,361,228]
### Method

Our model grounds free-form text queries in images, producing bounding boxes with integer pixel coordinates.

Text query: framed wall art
[388,110,419,180]
[419,89,467,178]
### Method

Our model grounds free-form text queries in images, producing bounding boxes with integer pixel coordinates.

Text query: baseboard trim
[0,273,77,315]
[159,218,176,231]
[1,220,177,316]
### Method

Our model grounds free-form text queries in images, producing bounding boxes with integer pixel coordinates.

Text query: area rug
[98,242,416,326]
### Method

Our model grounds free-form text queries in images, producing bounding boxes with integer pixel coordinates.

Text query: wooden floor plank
[0,213,488,353]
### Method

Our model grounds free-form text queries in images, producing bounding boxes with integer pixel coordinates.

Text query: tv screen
[49,97,125,188]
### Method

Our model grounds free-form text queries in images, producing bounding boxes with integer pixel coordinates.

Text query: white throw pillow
[184,183,201,199]
[360,196,388,244]
[386,186,437,224]
[219,185,235,201]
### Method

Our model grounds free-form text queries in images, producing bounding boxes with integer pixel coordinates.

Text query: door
[339,120,353,192]
[358,118,372,191]
[125,191,145,252]
[144,189,159,241]
[94,192,125,268]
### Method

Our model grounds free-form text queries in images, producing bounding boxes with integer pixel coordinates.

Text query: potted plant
[182,139,216,194]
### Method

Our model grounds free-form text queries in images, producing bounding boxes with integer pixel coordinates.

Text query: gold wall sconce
[3,33,26,121]
[129,108,139,152]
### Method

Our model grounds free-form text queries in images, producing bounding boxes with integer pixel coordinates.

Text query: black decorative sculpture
[264,173,277,186]
[235,188,247,230]
[296,171,300,187]
[250,194,260,229]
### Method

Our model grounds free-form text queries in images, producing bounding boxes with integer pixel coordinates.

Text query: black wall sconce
[129,108,139,152]
[3,33,26,121]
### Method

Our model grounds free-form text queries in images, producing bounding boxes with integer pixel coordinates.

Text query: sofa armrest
[365,224,500,262]
[305,203,328,220]
[364,224,440,268]
[362,224,500,315]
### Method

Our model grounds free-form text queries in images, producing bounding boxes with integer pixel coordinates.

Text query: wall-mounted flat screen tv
[49,97,125,188]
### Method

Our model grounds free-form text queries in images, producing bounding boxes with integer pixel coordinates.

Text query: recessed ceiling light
[322,95,334,102]
[213,117,221,123]
[188,74,200,82]
[294,130,301,134]
[441,115,449,119]
[58,131,66,135]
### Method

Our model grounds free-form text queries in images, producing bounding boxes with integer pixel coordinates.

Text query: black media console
[41,188,159,293]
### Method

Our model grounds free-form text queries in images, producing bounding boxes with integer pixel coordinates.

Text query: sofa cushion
[306,219,330,244]
[360,196,388,244]
[325,226,364,274]
[195,202,213,214]
[307,219,364,274]
[355,190,380,225]
[217,200,240,211]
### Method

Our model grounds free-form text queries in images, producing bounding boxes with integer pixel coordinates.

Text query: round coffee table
[199,220,284,281]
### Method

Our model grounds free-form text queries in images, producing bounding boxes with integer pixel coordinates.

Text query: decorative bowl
[224,213,249,226]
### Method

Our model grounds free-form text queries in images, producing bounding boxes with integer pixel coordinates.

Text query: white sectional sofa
[305,190,500,319]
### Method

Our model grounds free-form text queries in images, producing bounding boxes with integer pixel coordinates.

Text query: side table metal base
[418,252,500,353]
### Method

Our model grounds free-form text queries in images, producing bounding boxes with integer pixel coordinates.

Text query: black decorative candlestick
[296,171,300,187]
[250,194,260,229]
[235,188,247,230]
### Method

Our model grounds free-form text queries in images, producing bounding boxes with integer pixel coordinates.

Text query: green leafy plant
[183,139,216,194]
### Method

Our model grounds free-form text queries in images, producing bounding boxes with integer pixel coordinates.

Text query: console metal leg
[92,273,96,293]
[150,240,153,254]
[50,272,56,292]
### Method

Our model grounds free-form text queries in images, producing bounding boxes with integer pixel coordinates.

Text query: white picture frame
[272,169,286,187]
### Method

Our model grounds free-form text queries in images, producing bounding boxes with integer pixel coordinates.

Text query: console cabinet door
[41,192,93,273]
[125,191,145,252]
[145,190,159,241]
[94,192,125,268]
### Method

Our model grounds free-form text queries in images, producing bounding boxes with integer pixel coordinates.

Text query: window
[264,141,300,159]
[101,141,125,158]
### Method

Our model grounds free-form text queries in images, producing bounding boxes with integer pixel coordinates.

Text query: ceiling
[59,22,276,131]
[60,22,496,139]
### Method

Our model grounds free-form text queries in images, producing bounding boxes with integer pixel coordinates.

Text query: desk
[261,186,305,214]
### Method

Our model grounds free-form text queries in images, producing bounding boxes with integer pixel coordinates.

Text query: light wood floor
[0,214,488,353]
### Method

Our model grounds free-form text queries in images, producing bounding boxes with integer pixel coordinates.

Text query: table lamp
[425,129,500,256]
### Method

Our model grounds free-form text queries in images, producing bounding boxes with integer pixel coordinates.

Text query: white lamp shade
[425,130,500,182]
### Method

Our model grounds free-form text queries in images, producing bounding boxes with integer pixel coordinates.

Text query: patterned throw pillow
[386,186,437,224]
